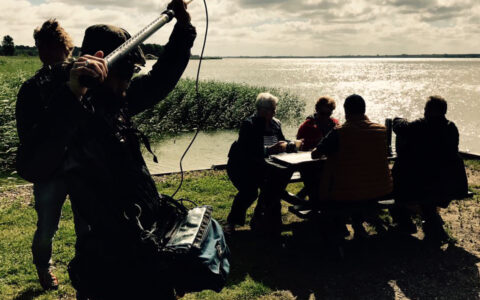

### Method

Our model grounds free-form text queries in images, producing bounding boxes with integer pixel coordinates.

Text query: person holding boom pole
[28,0,196,299]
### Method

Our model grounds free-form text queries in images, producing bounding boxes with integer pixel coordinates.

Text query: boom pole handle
[80,0,195,87]
[105,10,175,68]
[79,9,174,87]
[106,0,195,68]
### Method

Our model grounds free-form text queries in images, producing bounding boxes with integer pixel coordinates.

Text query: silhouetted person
[391,96,468,243]
[297,96,338,151]
[16,19,86,291]
[225,92,290,235]
[311,94,393,238]
[65,2,195,298]
[296,96,339,200]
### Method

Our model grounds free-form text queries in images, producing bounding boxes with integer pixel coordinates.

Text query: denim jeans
[32,178,88,269]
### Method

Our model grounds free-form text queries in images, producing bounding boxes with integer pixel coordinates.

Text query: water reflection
[145,130,238,174]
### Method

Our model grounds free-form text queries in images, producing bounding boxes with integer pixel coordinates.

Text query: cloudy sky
[0,0,479,56]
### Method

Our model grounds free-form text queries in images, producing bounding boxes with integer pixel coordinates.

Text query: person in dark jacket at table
[225,92,292,234]
[17,1,196,298]
[15,19,87,291]
[390,96,468,244]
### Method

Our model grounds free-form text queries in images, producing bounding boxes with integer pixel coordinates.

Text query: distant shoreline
[223,54,480,59]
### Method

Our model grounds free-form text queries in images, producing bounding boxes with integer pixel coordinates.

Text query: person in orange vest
[311,94,393,238]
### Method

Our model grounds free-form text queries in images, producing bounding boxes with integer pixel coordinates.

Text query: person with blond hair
[16,19,84,290]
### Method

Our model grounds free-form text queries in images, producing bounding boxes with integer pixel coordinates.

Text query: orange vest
[319,116,393,202]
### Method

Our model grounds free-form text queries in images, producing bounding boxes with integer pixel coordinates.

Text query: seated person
[312,94,393,202]
[390,96,468,243]
[297,96,339,151]
[311,94,393,238]
[296,96,339,200]
[225,92,291,234]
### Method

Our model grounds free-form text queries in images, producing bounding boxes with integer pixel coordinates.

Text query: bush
[134,79,305,140]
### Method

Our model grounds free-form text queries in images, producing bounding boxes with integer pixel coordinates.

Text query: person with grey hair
[225,92,291,235]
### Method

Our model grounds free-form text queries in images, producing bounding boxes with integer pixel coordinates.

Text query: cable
[171,0,208,198]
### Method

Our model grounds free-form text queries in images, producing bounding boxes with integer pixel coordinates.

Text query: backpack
[163,204,230,294]
[137,194,231,294]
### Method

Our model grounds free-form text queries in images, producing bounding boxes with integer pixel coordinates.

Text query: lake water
[142,58,480,175]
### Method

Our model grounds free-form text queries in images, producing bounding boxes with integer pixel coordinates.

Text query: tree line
[0,35,165,57]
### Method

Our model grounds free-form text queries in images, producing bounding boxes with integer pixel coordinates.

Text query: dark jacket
[67,22,196,230]
[228,114,286,172]
[15,61,73,182]
[392,117,468,205]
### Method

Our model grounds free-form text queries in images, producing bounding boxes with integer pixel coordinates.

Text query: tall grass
[134,79,305,139]
[0,56,42,174]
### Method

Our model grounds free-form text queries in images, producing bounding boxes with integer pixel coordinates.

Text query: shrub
[134,79,305,140]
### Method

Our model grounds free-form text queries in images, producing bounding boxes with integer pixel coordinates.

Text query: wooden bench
[288,191,475,219]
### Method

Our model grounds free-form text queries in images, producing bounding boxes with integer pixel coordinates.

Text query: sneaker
[37,267,59,290]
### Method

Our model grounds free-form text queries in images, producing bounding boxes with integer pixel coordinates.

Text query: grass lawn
[1,164,479,300]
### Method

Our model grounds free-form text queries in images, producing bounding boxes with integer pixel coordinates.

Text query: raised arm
[126,2,197,116]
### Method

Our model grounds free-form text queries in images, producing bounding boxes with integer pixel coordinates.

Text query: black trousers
[226,162,263,226]
[227,161,292,230]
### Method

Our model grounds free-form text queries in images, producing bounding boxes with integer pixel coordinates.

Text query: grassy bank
[0,56,305,174]
[1,162,479,300]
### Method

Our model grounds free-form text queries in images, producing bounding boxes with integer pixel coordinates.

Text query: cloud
[0,0,479,56]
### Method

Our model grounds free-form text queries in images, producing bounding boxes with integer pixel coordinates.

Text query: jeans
[32,178,88,269]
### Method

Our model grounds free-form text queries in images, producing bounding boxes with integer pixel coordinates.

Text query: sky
[0,0,479,56]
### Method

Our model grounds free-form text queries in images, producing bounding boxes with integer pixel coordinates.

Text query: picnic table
[266,151,473,219]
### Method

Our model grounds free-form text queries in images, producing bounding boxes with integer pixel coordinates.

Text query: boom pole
[106,0,194,68]
[105,10,174,68]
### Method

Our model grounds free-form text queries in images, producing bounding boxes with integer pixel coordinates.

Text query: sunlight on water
[143,58,480,174]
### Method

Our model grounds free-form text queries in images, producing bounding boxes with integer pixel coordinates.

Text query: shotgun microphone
[80,0,194,87]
